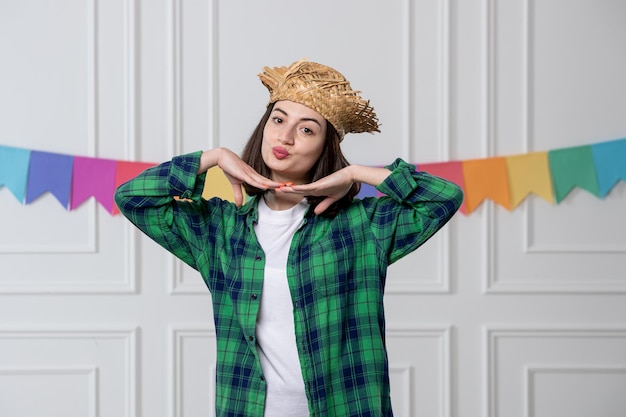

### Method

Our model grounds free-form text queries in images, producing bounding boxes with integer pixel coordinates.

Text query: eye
[272,116,283,124]
[302,127,313,134]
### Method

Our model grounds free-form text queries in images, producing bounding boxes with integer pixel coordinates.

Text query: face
[261,100,327,183]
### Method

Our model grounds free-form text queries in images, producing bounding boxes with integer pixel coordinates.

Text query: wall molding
[390,0,454,295]
[0,366,98,417]
[169,325,215,417]
[387,325,452,417]
[481,0,626,294]
[0,326,137,417]
[483,325,626,417]
[0,0,138,294]
[524,364,626,417]
[389,364,413,417]
[522,0,626,255]
[0,0,98,255]
[167,0,219,295]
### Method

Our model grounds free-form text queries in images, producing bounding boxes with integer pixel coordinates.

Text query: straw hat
[258,59,380,140]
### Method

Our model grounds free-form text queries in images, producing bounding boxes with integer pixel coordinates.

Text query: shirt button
[251,294,257,300]
[294,301,300,308]
[255,256,262,261]
[260,375,265,381]
[248,335,254,341]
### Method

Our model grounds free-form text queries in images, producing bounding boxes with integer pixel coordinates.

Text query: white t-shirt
[254,197,310,416]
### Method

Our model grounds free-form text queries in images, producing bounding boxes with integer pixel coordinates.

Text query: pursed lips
[272,146,290,160]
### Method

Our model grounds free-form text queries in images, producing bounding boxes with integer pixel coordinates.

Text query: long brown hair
[241,103,361,217]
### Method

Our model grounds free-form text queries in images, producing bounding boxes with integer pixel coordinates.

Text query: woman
[115,59,464,417]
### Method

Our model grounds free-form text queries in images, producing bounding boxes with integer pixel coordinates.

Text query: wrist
[350,164,391,187]
[197,148,222,174]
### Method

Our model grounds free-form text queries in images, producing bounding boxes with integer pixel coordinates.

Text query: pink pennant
[70,156,117,213]
[112,161,157,214]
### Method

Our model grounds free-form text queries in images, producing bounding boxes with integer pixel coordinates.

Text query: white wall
[1,0,625,416]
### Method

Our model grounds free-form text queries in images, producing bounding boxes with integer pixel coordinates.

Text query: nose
[277,126,295,145]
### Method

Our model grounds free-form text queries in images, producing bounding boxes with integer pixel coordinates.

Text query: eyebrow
[272,107,323,128]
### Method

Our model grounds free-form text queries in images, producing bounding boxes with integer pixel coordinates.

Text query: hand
[276,166,355,215]
[208,148,281,206]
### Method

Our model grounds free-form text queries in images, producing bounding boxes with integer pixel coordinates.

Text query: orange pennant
[462,157,511,213]
[506,152,554,208]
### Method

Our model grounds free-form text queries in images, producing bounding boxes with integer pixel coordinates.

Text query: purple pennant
[356,183,380,199]
[26,151,73,207]
[70,156,117,213]
[0,145,31,203]
[591,138,626,197]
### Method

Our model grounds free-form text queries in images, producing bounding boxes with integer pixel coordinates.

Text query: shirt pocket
[307,231,363,297]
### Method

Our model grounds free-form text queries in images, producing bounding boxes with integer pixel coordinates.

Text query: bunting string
[1,137,625,216]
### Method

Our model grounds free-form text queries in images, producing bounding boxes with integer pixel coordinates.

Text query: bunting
[0,137,625,216]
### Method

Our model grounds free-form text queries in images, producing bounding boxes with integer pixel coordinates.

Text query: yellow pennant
[506,152,554,208]
[202,166,241,202]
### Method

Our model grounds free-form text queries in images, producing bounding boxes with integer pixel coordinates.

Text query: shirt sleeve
[114,151,208,270]
[363,158,464,264]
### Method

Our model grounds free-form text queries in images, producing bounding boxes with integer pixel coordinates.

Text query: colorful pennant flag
[462,157,511,214]
[548,145,600,203]
[25,151,74,207]
[202,165,243,202]
[505,152,554,208]
[70,156,118,213]
[591,138,626,197]
[356,183,380,199]
[0,145,31,202]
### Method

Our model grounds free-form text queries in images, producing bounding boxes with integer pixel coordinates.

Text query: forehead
[272,100,326,122]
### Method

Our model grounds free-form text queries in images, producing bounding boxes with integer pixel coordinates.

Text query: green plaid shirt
[115,151,463,417]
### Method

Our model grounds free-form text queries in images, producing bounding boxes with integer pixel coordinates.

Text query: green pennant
[548,145,600,203]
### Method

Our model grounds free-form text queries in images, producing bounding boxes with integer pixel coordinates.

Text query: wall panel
[485,0,626,293]
[485,326,626,417]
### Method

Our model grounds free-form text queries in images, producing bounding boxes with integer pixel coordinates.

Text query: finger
[232,184,244,206]
[223,164,279,190]
[242,175,278,191]
[242,169,277,190]
[264,181,284,189]
[247,172,281,190]
[314,196,338,215]
[285,184,324,195]
[288,184,314,192]
[274,185,297,192]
